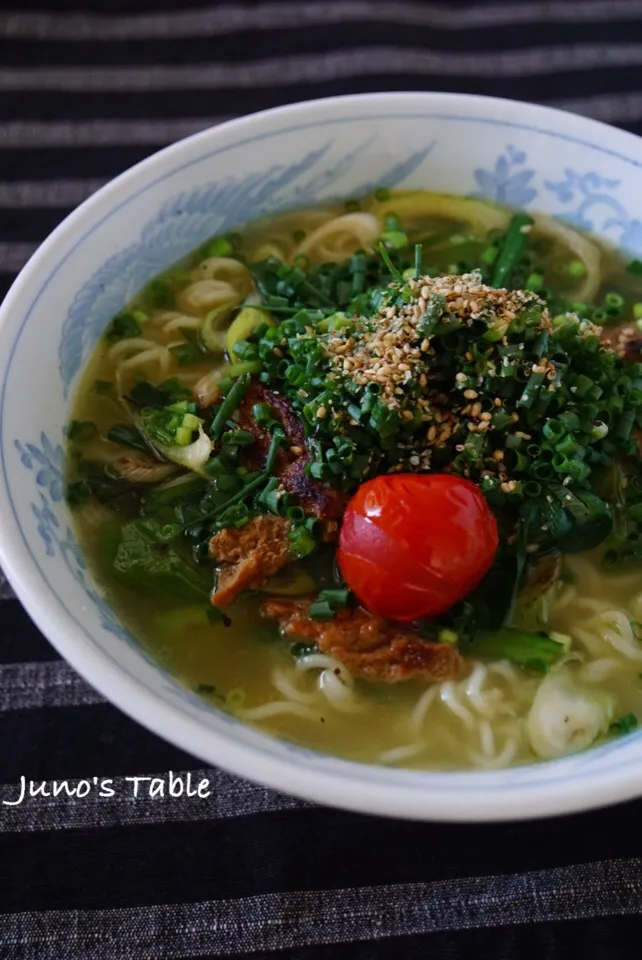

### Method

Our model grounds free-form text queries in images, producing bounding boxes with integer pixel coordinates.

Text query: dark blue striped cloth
[2,2,642,957]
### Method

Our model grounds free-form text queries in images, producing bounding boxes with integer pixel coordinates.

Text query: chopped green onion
[205,236,233,258]
[378,242,403,281]
[525,272,544,291]
[492,213,534,289]
[210,373,251,439]
[604,291,625,311]
[309,600,335,620]
[317,588,350,608]
[381,230,408,250]
[222,429,256,447]
[414,243,423,279]
[289,524,316,559]
[174,425,194,447]
[567,259,586,277]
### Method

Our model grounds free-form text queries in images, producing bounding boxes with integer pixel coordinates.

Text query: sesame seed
[290,446,303,456]
[463,389,478,399]
[316,406,327,419]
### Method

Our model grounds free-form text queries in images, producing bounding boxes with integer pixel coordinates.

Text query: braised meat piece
[234,382,345,521]
[260,598,463,683]
[210,515,292,606]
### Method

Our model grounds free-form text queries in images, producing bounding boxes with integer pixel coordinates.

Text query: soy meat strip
[260,598,463,684]
[210,515,292,606]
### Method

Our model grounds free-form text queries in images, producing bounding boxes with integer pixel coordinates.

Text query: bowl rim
[3,90,642,822]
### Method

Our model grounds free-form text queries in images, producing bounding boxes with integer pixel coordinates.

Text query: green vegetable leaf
[469,627,565,671]
[609,713,638,736]
[102,518,212,600]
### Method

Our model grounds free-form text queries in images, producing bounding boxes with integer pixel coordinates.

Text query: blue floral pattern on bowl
[473,145,538,207]
[473,144,642,255]
[544,168,642,254]
[15,434,128,641]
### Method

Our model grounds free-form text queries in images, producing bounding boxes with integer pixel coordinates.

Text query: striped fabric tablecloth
[3,2,642,957]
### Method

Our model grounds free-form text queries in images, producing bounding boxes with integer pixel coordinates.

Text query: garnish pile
[67,214,642,665]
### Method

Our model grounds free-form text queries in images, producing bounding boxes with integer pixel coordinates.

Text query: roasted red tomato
[337,473,498,622]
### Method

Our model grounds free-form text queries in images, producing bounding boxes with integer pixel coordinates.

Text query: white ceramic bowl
[3,92,642,821]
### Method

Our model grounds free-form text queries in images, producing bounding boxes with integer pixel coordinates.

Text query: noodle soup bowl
[3,92,642,820]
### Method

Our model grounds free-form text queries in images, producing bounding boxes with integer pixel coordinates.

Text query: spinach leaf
[102,518,212,600]
[126,379,192,409]
[106,423,151,453]
[469,627,564,672]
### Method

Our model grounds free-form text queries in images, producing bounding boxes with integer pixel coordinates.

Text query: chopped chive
[492,213,534,289]
[222,429,256,446]
[210,373,251,439]
[378,242,403,281]
[525,272,544,291]
[205,236,233,258]
[381,230,408,250]
[413,243,423,279]
[309,600,335,620]
[317,588,350,608]
[567,259,586,277]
